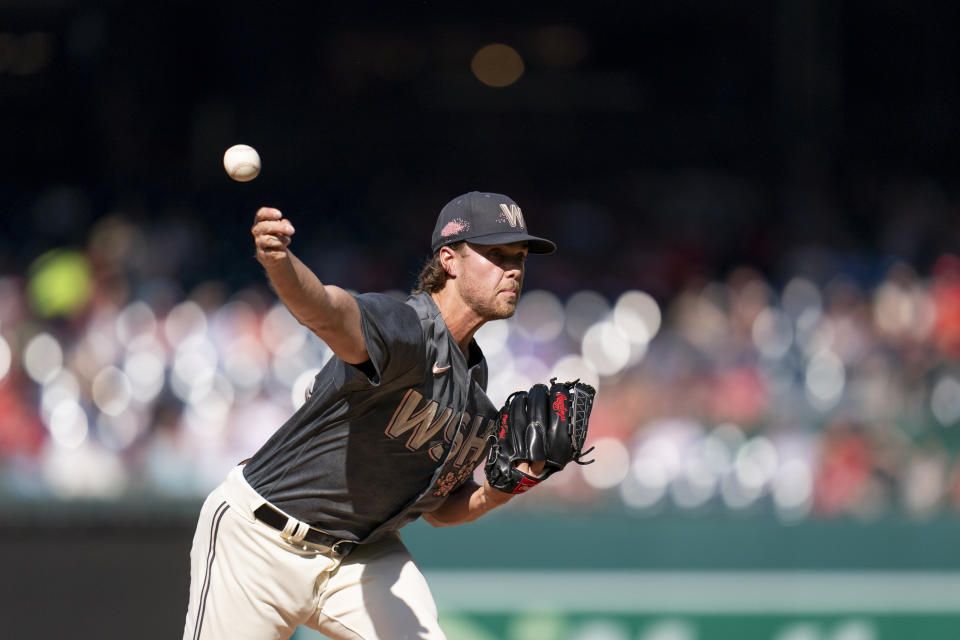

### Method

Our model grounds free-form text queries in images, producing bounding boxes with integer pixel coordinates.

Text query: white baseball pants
[182,465,446,640]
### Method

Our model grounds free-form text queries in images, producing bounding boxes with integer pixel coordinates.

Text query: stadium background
[2,1,960,638]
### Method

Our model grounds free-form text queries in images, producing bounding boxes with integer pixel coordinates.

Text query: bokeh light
[41,369,80,422]
[96,411,144,451]
[514,290,565,342]
[48,400,89,449]
[474,315,510,355]
[782,277,823,320]
[262,302,306,354]
[931,375,960,426]
[721,468,763,509]
[581,320,631,377]
[565,290,610,342]
[164,300,207,347]
[620,458,669,511]
[805,349,846,410]
[117,301,157,345]
[124,338,167,403]
[567,620,631,640]
[223,336,269,398]
[189,372,235,423]
[752,307,794,359]
[470,43,524,88]
[42,442,126,499]
[0,334,11,382]
[580,437,629,489]
[613,290,661,342]
[670,457,717,509]
[735,436,779,492]
[773,459,814,522]
[171,335,218,403]
[24,332,63,383]
[551,354,600,390]
[91,366,133,416]
[27,249,93,318]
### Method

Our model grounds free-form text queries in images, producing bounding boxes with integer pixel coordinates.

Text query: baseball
[223,144,261,182]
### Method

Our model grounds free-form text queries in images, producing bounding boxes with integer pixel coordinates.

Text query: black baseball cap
[431,191,557,255]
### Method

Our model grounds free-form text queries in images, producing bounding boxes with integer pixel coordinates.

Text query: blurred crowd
[4,179,960,525]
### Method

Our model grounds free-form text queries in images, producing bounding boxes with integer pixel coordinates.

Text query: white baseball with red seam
[223,144,261,182]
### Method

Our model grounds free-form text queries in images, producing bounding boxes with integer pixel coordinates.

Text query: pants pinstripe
[182,466,445,640]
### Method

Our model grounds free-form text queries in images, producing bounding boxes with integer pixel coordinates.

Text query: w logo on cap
[498,203,526,229]
[431,191,556,255]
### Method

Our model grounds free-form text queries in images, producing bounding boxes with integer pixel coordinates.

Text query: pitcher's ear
[438,244,459,278]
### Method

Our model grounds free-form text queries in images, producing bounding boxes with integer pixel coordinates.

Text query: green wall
[401,511,960,570]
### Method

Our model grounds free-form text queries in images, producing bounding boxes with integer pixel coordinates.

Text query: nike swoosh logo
[432,361,452,375]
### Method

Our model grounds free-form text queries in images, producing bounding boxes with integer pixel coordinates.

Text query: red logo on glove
[499,413,508,439]
[552,394,568,421]
[512,476,539,494]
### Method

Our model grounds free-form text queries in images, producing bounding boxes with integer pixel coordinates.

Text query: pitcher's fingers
[255,234,291,251]
[252,219,295,237]
[253,207,283,224]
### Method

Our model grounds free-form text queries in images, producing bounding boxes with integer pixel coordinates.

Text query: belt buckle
[331,540,354,556]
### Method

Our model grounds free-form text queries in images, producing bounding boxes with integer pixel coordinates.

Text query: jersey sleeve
[352,293,425,386]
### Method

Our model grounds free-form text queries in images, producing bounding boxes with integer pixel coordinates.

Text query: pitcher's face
[454,242,528,320]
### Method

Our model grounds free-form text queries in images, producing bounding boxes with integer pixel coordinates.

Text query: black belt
[253,504,357,556]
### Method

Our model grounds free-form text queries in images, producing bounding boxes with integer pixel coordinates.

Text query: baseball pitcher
[182,191,595,640]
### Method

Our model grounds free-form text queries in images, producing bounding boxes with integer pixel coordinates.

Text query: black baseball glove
[485,378,596,494]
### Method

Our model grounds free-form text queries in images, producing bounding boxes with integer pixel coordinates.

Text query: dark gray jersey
[242,292,498,542]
